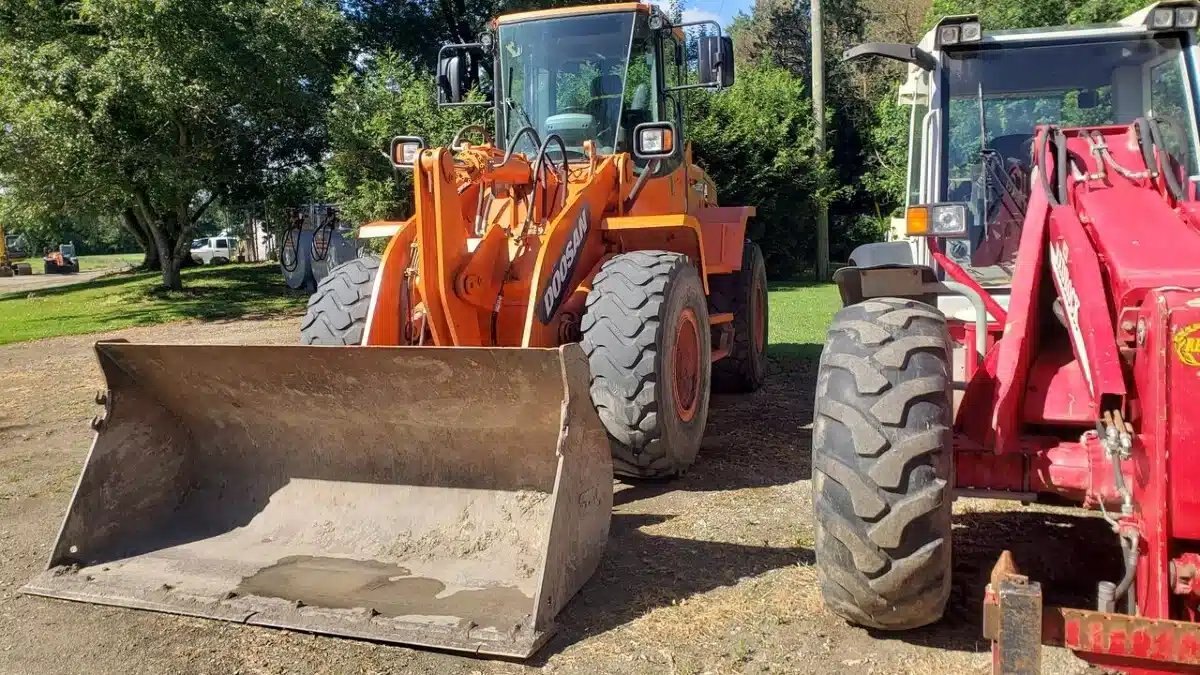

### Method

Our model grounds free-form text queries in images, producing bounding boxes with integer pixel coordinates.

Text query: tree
[346,0,614,68]
[688,63,839,276]
[0,0,351,289]
[324,54,488,225]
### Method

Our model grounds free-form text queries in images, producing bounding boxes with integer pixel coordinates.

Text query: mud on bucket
[23,343,612,658]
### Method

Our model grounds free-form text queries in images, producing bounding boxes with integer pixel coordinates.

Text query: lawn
[0,263,306,345]
[0,262,841,351]
[77,252,145,272]
[766,282,840,364]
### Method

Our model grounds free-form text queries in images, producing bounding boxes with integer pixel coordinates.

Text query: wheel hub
[673,307,701,422]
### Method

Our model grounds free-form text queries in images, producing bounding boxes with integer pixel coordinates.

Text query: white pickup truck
[190,236,238,265]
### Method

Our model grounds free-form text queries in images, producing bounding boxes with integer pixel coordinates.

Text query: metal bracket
[984,551,1043,675]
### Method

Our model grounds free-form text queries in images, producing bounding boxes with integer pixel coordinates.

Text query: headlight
[633,122,679,160]
[938,25,961,46]
[1177,6,1199,27]
[389,136,425,170]
[1152,7,1177,28]
[906,203,971,238]
[930,203,969,236]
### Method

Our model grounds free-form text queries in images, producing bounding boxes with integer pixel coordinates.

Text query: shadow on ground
[615,345,821,506]
[540,513,812,658]
[870,508,1121,653]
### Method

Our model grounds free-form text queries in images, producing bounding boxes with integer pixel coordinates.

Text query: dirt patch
[0,318,1104,674]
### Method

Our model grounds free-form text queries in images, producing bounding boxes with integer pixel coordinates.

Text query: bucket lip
[93,341,573,352]
[21,572,553,658]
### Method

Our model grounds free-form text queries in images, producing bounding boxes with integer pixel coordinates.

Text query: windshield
[192,238,208,249]
[941,35,1198,285]
[498,12,653,158]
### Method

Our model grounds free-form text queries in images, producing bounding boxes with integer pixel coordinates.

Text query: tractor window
[498,12,637,159]
[1150,57,1194,173]
[658,32,685,176]
[942,35,1197,285]
[905,70,931,207]
[622,20,658,156]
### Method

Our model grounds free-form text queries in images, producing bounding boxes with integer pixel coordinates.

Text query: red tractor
[826,4,1200,673]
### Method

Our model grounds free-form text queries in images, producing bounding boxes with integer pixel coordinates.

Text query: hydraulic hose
[501,126,542,164]
[1114,532,1139,614]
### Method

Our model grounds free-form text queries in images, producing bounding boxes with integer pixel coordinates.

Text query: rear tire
[812,297,953,630]
[711,240,768,393]
[300,256,379,345]
[582,251,711,479]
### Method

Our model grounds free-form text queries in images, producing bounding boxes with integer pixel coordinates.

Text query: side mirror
[438,53,468,104]
[698,36,735,88]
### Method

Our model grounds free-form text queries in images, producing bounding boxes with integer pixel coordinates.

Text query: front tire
[300,256,379,345]
[812,297,953,630]
[582,251,712,478]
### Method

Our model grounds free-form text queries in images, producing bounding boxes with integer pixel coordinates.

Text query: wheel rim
[672,307,701,423]
[753,277,767,354]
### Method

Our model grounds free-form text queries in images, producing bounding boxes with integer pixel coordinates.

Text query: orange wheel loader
[24,3,766,659]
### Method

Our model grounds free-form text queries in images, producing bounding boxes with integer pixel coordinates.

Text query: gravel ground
[0,317,1108,674]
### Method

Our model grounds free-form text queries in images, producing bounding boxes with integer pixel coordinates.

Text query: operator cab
[848,3,1200,291]
[428,3,734,168]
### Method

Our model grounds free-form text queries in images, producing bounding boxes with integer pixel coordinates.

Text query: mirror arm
[843,42,936,71]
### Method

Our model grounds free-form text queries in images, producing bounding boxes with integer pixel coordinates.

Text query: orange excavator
[26,3,767,660]
[0,224,33,277]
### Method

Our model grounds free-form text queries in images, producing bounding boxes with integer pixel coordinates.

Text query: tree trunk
[131,186,213,290]
[149,226,183,291]
[160,253,184,291]
[120,207,160,271]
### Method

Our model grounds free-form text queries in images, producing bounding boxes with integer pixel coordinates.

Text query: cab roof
[495,2,647,25]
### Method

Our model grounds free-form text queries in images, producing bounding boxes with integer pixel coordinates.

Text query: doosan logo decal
[537,206,590,325]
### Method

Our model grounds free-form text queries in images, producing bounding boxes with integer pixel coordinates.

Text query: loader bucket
[23,342,612,658]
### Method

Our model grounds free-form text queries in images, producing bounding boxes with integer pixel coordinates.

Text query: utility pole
[811,0,830,280]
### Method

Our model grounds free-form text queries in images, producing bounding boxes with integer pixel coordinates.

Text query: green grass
[77,252,145,272]
[766,282,840,365]
[0,263,840,353]
[0,263,306,345]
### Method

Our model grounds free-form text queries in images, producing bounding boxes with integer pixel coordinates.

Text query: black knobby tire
[299,256,379,345]
[44,261,57,275]
[582,251,712,478]
[812,297,953,630]
[710,240,768,393]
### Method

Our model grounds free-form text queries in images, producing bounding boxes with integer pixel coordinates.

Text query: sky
[652,0,755,30]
